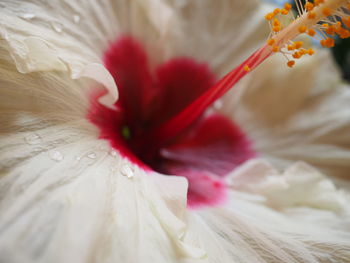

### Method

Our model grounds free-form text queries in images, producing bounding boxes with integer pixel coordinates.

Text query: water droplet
[121,164,134,178]
[25,133,42,145]
[73,15,80,24]
[20,13,35,20]
[109,150,118,157]
[33,147,45,153]
[87,152,97,159]
[48,150,64,162]
[51,22,63,33]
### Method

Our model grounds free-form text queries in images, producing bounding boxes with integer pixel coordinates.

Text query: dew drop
[48,150,64,162]
[73,15,80,24]
[25,133,42,145]
[20,13,35,20]
[75,151,99,167]
[109,150,118,157]
[121,164,134,178]
[87,152,97,159]
[51,22,63,33]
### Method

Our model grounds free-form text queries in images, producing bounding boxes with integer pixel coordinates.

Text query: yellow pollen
[308,28,316,36]
[244,65,251,72]
[322,7,332,16]
[263,0,349,69]
[298,25,307,33]
[267,38,275,46]
[305,2,314,11]
[287,60,295,67]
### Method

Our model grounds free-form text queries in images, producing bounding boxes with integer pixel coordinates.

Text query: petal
[159,114,255,207]
[223,50,350,178]
[186,160,350,262]
[139,0,270,76]
[0,124,208,262]
[0,0,120,105]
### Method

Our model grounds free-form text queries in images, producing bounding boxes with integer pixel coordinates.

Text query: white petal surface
[0,120,209,263]
[221,49,350,178]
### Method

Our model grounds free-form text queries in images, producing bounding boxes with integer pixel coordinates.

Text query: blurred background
[268,0,350,81]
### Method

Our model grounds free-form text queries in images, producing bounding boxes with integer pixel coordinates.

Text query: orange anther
[300,49,308,55]
[287,45,295,51]
[287,60,295,68]
[292,52,301,59]
[326,25,335,35]
[343,17,350,29]
[347,3,350,10]
[314,0,324,5]
[307,48,315,55]
[322,7,332,16]
[320,39,327,47]
[281,9,289,15]
[267,39,275,46]
[308,28,316,37]
[339,29,350,39]
[244,65,251,72]
[325,37,335,48]
[294,41,303,49]
[273,8,281,15]
[272,45,280,52]
[305,2,314,11]
[265,13,274,20]
[298,25,307,33]
[284,3,292,11]
[273,26,281,32]
[307,11,316,19]
[273,18,280,27]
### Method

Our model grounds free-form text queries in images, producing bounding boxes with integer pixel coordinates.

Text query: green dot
[122,126,131,140]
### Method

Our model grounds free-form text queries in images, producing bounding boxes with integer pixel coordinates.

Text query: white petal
[221,48,350,178]
[188,160,350,262]
[0,122,210,263]
[0,0,119,105]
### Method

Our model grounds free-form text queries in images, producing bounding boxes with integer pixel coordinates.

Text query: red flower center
[89,36,256,208]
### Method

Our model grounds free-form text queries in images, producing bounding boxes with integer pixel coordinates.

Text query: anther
[287,60,295,67]
[322,7,332,16]
[305,2,314,11]
[308,28,316,36]
[307,11,316,19]
[298,25,307,33]
[294,41,303,49]
[267,39,275,46]
[244,65,251,72]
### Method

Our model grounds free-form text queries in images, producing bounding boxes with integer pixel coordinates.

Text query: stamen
[152,0,350,145]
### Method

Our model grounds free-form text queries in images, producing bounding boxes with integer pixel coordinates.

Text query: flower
[0,0,350,262]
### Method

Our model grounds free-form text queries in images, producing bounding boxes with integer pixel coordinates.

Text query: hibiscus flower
[0,0,350,262]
